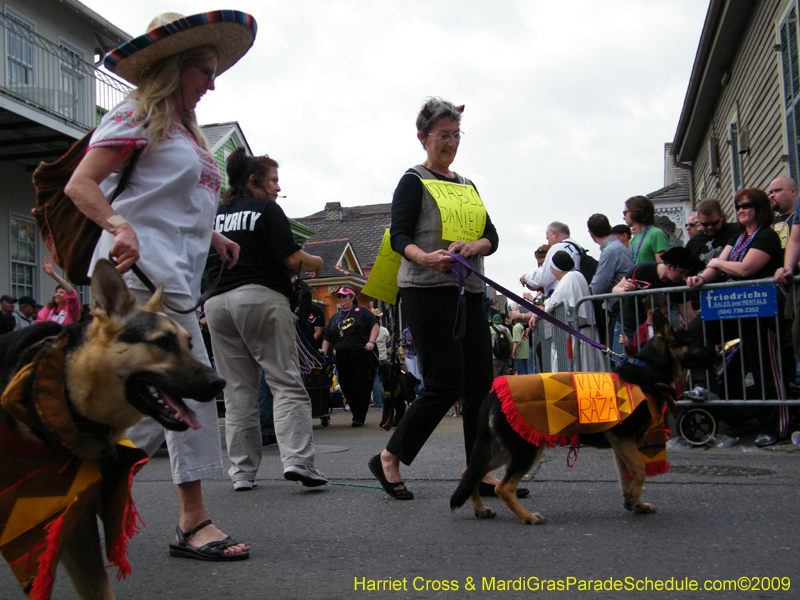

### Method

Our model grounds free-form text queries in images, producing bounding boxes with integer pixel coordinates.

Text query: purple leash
[450,253,617,356]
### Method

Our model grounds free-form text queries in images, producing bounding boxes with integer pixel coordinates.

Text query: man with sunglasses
[686,198,738,267]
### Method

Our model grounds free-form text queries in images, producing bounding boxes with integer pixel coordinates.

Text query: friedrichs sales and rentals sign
[701,285,777,321]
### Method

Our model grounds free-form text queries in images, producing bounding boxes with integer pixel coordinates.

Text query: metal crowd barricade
[529,300,572,373]
[573,278,800,407]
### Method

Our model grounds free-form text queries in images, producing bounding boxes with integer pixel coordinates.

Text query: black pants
[336,351,374,424]
[386,287,493,466]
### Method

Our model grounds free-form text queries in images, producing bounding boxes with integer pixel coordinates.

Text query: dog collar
[624,357,672,384]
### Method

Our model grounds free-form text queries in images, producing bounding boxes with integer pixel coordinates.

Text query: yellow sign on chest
[421,180,486,242]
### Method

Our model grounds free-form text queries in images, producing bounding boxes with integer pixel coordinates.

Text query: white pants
[204,284,316,482]
[126,290,224,484]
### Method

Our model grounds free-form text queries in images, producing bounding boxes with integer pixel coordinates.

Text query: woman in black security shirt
[368,97,518,502]
[321,286,379,427]
[205,148,328,490]
[687,188,787,412]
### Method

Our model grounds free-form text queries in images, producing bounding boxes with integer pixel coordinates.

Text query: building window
[58,38,89,127]
[4,9,36,87]
[9,214,37,299]
[779,5,800,182]
[729,117,743,192]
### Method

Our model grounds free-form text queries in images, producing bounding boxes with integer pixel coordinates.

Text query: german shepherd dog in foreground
[378,361,419,430]
[450,311,719,524]
[0,260,225,600]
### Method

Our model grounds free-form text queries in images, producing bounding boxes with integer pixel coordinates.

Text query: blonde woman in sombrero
[66,10,257,560]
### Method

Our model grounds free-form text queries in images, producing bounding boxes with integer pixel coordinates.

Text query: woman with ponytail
[204,147,328,491]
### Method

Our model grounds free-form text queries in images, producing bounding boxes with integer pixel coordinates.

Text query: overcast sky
[80,0,709,296]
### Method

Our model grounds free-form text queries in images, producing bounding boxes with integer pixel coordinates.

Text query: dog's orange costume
[0,335,148,600]
[493,373,669,477]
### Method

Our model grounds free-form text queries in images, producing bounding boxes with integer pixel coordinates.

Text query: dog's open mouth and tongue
[151,385,202,430]
[129,378,203,431]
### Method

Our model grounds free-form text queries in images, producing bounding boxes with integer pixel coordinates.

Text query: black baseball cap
[18,296,41,308]
[661,247,704,274]
[0,295,17,303]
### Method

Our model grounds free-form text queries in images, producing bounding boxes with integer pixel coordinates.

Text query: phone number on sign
[714,306,762,316]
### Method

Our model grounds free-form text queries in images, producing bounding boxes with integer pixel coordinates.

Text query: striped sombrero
[104,10,257,86]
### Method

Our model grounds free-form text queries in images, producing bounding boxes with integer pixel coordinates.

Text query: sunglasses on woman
[336,294,349,299]
[735,201,755,211]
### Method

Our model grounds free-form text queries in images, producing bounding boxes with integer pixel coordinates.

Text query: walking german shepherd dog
[0,260,225,600]
[450,311,719,524]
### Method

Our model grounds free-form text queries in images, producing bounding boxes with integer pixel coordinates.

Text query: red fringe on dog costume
[492,374,669,478]
[0,334,149,600]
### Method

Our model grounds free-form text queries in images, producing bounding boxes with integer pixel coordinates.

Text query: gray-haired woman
[369,97,526,501]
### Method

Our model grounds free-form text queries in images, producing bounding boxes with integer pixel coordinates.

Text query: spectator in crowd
[400,327,423,389]
[371,309,391,408]
[34,256,81,326]
[623,195,670,264]
[685,212,701,240]
[769,176,797,249]
[613,247,702,358]
[545,251,602,371]
[489,313,511,378]
[527,244,550,374]
[686,198,738,266]
[689,188,787,444]
[12,296,39,329]
[776,179,800,372]
[533,244,549,268]
[587,213,634,351]
[509,307,530,375]
[520,222,583,298]
[611,223,632,248]
[620,293,668,357]
[0,294,16,334]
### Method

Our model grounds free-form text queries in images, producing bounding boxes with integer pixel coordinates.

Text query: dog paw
[521,512,546,525]
[475,507,496,519]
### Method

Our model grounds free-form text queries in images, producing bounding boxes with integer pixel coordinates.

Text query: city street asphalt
[2,406,799,600]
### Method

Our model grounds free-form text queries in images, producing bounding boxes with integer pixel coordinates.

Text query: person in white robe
[544,251,603,372]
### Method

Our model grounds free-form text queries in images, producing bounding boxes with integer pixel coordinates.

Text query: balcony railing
[0,11,131,130]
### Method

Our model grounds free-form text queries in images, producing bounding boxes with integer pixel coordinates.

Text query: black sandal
[369,454,414,500]
[169,520,250,561]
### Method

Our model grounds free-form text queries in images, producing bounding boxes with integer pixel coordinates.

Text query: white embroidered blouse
[88,99,222,302]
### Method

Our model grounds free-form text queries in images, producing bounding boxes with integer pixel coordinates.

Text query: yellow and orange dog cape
[493,373,668,478]
[0,334,149,600]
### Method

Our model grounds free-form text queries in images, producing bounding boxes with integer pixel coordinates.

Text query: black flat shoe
[479,481,530,498]
[368,454,414,500]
